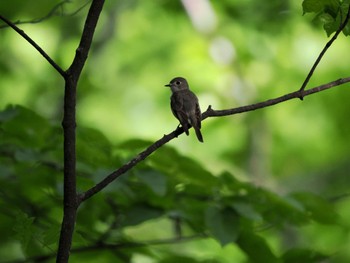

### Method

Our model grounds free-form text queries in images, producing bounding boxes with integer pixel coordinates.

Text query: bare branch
[204,77,350,118]
[79,76,350,203]
[78,131,174,203]
[0,14,66,78]
[66,1,103,78]
[298,4,350,99]
[57,0,105,262]
[66,1,92,17]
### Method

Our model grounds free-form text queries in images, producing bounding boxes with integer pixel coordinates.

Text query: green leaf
[237,231,281,263]
[302,0,346,36]
[249,189,309,226]
[135,170,167,196]
[150,146,218,195]
[282,248,330,263]
[13,211,35,250]
[0,105,52,149]
[340,1,350,36]
[323,11,341,36]
[343,23,350,35]
[231,202,263,221]
[205,205,240,246]
[175,197,208,232]
[160,255,203,263]
[76,127,114,169]
[302,0,328,14]
[318,12,335,25]
[122,204,164,227]
[43,224,60,246]
[14,148,41,162]
[303,0,340,14]
[159,254,221,263]
[0,105,18,121]
[291,192,338,224]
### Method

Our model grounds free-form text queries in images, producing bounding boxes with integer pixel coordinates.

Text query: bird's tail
[194,127,203,143]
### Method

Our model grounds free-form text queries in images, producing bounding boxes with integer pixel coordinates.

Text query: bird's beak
[165,83,171,87]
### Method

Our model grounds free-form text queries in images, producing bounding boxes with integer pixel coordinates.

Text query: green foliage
[291,192,339,224]
[205,205,240,246]
[1,0,350,262]
[13,211,35,250]
[237,231,281,263]
[0,105,344,262]
[282,248,329,263]
[302,0,350,36]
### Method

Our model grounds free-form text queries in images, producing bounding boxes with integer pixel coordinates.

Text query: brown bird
[165,77,203,142]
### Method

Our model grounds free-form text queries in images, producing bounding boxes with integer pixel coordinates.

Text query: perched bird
[165,77,203,142]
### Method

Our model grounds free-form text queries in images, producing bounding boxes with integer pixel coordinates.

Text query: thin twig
[0,14,66,78]
[0,0,91,29]
[68,0,92,17]
[299,4,350,99]
[78,76,350,203]
[204,77,350,117]
[0,1,68,28]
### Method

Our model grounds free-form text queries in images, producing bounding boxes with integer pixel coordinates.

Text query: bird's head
[165,77,189,92]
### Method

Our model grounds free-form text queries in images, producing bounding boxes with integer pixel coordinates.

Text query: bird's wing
[195,100,202,129]
[182,91,201,128]
[171,92,188,126]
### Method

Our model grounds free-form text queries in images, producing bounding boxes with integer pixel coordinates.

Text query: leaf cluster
[302,0,350,36]
[0,105,340,262]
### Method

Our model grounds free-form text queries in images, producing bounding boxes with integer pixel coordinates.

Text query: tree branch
[78,76,350,203]
[66,1,103,78]
[0,14,66,78]
[204,77,350,118]
[298,4,350,99]
[56,0,105,262]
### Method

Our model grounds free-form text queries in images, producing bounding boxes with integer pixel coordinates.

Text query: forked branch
[0,14,66,78]
[299,4,350,98]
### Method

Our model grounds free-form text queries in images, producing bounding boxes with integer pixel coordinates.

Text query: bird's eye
[175,81,181,85]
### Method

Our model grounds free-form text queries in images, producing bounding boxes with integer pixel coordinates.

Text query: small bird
[165,77,203,142]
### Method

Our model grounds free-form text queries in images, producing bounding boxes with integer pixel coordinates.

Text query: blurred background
[1,0,350,262]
